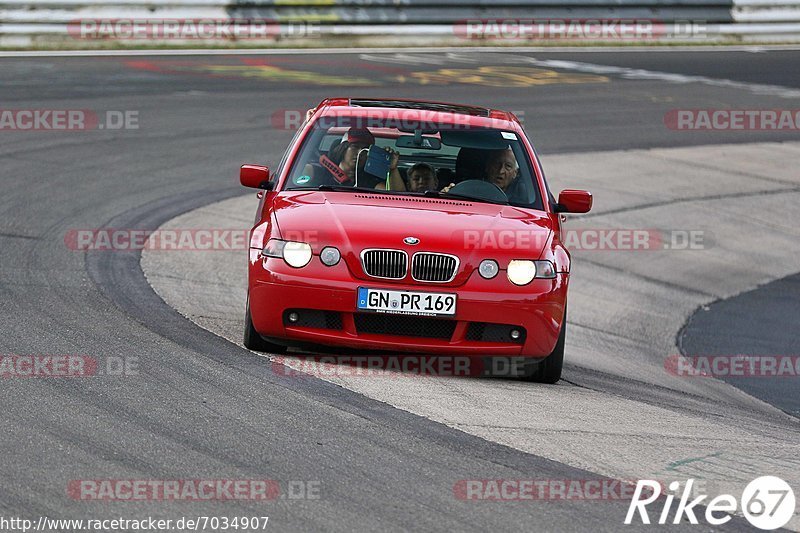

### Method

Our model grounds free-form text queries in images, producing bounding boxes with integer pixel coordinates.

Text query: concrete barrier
[1,0,798,47]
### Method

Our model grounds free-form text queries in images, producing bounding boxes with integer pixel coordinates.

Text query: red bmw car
[239,98,592,382]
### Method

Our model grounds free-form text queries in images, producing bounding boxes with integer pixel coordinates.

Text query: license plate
[357,287,456,317]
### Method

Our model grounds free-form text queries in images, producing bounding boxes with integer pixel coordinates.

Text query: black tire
[243,299,288,354]
[521,309,566,384]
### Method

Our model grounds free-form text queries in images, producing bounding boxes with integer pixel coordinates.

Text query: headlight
[282,241,313,268]
[507,260,537,285]
[261,239,312,268]
[478,259,499,279]
[506,260,557,285]
[320,246,341,266]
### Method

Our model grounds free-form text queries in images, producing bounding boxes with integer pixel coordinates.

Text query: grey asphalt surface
[1,48,798,531]
[680,273,800,418]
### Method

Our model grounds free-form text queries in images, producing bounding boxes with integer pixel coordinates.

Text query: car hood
[272,191,553,284]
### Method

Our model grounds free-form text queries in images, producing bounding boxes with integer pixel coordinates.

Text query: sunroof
[348,99,491,117]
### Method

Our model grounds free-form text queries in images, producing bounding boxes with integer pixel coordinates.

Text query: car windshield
[283,115,542,209]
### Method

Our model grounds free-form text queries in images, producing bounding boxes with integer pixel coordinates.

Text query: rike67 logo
[625,476,795,530]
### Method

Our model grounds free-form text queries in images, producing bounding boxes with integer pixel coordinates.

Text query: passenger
[406,163,438,192]
[436,167,455,187]
[298,127,405,190]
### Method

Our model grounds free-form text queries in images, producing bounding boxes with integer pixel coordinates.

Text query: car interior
[289,123,543,209]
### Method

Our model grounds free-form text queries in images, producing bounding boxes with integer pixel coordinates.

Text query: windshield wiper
[317,184,384,194]
[422,189,509,205]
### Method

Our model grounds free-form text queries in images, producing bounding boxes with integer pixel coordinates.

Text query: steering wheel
[447,179,508,203]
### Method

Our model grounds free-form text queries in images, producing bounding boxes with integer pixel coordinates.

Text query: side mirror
[240,164,274,190]
[555,189,592,213]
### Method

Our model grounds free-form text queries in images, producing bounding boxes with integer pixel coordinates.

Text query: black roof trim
[348,99,492,118]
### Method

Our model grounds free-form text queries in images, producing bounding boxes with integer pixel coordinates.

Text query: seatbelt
[319,155,351,184]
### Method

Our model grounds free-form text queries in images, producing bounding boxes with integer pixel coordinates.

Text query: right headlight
[262,238,312,268]
[282,241,313,268]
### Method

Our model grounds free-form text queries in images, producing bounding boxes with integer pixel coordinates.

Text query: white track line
[516,56,800,98]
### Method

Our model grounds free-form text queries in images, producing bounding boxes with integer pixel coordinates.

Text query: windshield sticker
[502,132,517,140]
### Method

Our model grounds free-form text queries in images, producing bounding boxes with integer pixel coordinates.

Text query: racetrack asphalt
[1,48,799,531]
[680,272,800,418]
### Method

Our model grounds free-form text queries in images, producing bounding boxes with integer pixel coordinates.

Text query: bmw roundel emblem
[404,237,420,245]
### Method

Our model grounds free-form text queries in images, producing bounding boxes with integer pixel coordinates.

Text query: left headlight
[506,260,556,285]
[262,238,312,268]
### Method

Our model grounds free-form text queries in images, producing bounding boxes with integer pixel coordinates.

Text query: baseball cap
[342,127,375,146]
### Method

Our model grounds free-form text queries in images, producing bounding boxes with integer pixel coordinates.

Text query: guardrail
[1,0,798,47]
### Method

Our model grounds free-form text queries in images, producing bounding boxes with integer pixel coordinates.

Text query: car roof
[314,98,522,130]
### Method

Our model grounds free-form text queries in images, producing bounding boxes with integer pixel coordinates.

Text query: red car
[239,98,591,382]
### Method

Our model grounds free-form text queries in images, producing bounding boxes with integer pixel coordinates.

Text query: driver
[485,147,519,193]
[442,147,527,202]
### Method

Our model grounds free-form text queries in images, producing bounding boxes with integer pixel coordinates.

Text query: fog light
[510,329,521,340]
[478,259,499,279]
[320,246,341,266]
[288,312,299,323]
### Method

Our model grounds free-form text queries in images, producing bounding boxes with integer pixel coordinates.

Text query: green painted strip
[665,451,723,471]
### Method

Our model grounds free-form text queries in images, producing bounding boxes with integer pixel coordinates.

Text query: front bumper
[248,252,567,357]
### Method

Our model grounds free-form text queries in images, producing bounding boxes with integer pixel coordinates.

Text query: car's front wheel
[243,298,288,354]
[521,308,566,384]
